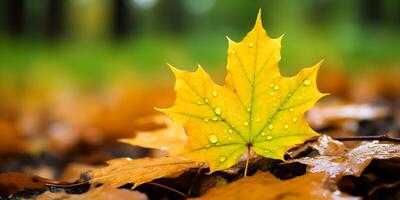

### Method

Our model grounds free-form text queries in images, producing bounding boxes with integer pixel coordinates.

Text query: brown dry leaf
[193,172,358,200]
[287,135,347,159]
[119,114,187,156]
[89,156,199,188]
[292,140,400,181]
[0,172,47,197]
[35,186,148,200]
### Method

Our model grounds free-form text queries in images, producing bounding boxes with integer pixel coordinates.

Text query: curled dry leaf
[192,172,358,200]
[89,156,199,188]
[292,140,400,181]
[119,114,187,156]
[287,135,347,159]
[310,135,347,156]
[35,186,148,200]
[159,10,326,173]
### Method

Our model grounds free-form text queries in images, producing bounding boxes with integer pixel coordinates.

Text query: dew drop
[270,83,274,88]
[256,118,261,122]
[248,42,254,48]
[208,135,218,144]
[231,50,236,55]
[205,144,211,148]
[284,124,289,129]
[205,98,209,103]
[204,117,210,122]
[274,85,280,90]
[212,116,218,121]
[228,129,233,133]
[266,135,273,140]
[292,117,298,123]
[219,156,227,162]
[194,82,199,86]
[303,79,311,86]
[288,93,292,97]
[247,107,251,112]
[261,131,266,136]
[268,124,274,130]
[214,107,221,115]
[269,92,274,96]
[212,90,218,97]
[243,121,249,126]
[197,101,202,105]
[228,137,232,141]
[289,108,294,112]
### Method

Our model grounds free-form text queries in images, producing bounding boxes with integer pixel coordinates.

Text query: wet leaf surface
[89,156,200,188]
[192,172,358,200]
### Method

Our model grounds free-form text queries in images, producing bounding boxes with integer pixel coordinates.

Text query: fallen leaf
[89,156,199,188]
[159,10,326,172]
[292,140,400,181]
[0,172,47,197]
[35,185,148,200]
[119,114,187,156]
[192,172,358,200]
[287,135,347,159]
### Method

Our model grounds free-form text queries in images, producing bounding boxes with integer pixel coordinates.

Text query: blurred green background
[0,0,399,86]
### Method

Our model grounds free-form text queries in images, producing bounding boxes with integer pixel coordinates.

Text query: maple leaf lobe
[159,10,326,172]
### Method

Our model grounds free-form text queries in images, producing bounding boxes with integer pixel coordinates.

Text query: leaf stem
[147,182,186,198]
[333,135,400,142]
[307,134,400,143]
[244,146,250,177]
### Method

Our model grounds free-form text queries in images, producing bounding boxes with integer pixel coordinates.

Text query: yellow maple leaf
[89,156,198,188]
[159,10,326,172]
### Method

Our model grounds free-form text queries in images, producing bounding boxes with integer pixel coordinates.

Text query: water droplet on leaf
[214,107,221,115]
[208,135,218,144]
[212,90,218,97]
[303,79,311,86]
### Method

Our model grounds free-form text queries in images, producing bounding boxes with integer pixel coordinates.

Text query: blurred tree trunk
[4,0,25,36]
[156,0,185,34]
[46,0,64,39]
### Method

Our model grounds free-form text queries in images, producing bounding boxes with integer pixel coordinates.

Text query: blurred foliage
[0,0,399,86]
